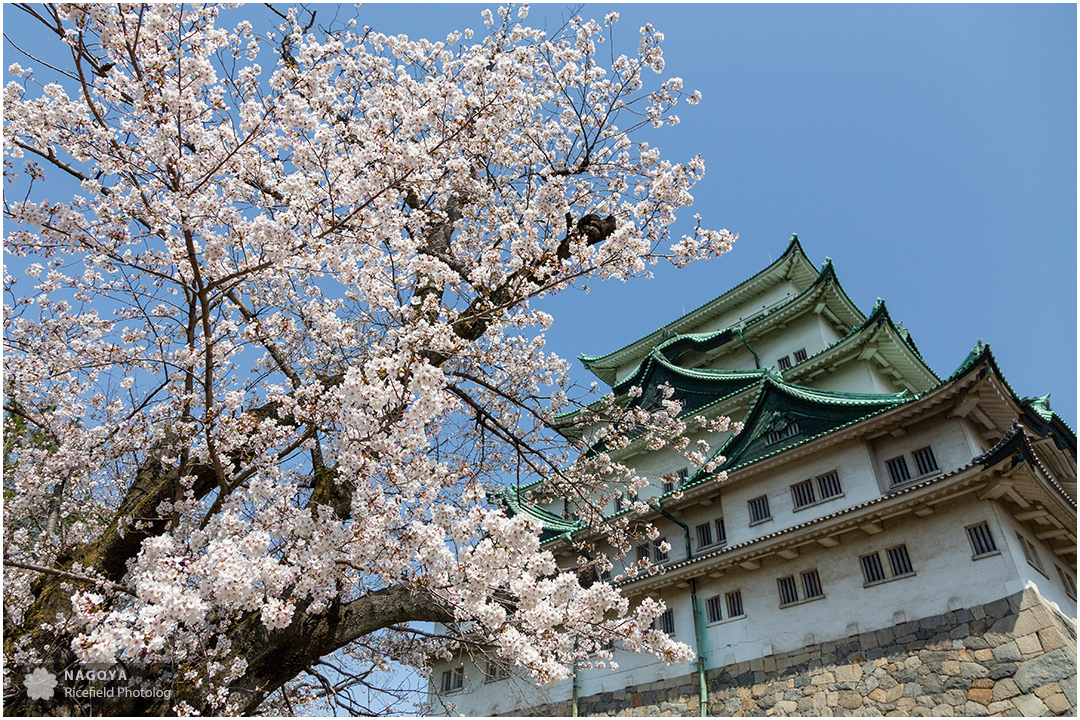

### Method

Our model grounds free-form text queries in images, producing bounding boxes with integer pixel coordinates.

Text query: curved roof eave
[686,372,909,485]
[784,298,940,390]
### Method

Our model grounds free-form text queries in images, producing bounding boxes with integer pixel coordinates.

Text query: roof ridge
[579,237,816,368]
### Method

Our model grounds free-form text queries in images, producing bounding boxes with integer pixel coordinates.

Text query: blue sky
[310,2,1076,424]
[511,3,1074,426]
[5,3,1075,424]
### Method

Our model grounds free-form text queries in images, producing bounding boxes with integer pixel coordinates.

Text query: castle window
[442,667,464,693]
[778,571,824,607]
[639,540,669,564]
[1016,532,1046,575]
[793,348,808,363]
[677,468,688,485]
[706,591,744,623]
[777,355,792,371]
[615,495,624,513]
[696,522,714,548]
[765,422,800,446]
[777,576,799,605]
[715,518,727,546]
[663,475,675,493]
[912,446,938,476]
[655,609,675,635]
[1056,566,1077,600]
[726,590,744,618]
[748,495,771,524]
[887,545,914,576]
[817,471,842,499]
[886,456,911,485]
[966,522,999,558]
[860,545,915,586]
[485,661,510,682]
[705,595,723,623]
[860,552,886,584]
[664,468,688,493]
[791,479,816,509]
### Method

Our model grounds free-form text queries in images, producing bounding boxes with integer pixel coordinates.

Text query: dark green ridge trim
[978,423,1076,509]
[939,341,1076,452]
[1025,394,1053,422]
[579,235,815,368]
[864,298,931,364]
[496,485,581,541]
[1018,396,1078,459]
[612,350,766,414]
[687,373,909,485]
[949,339,991,381]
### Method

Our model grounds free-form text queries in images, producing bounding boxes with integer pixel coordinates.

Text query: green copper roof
[496,485,581,542]
[784,297,940,391]
[1026,394,1054,422]
[949,339,990,381]
[687,372,909,485]
[579,235,819,384]
[945,340,1075,457]
[613,351,766,416]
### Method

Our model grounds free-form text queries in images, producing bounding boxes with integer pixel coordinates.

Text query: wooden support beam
[860,521,884,535]
[1014,508,1048,522]
[739,559,761,571]
[977,477,1014,501]
[698,498,713,507]
[913,503,935,517]
[1004,488,1030,509]
[778,548,800,560]
[1052,545,1076,556]
[1036,528,1070,540]
[707,569,726,579]
[971,406,996,431]
[817,536,841,547]
[890,427,907,437]
[858,345,879,362]
[950,395,980,419]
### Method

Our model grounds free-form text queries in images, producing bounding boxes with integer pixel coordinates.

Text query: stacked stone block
[516,588,1076,717]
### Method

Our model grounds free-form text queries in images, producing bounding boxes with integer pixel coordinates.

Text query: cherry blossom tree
[3,3,735,715]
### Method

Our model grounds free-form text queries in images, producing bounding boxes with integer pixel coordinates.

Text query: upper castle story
[579,235,938,398]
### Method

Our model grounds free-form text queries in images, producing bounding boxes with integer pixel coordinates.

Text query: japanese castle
[429,236,1077,716]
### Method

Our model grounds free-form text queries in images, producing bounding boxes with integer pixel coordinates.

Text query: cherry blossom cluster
[4,3,735,712]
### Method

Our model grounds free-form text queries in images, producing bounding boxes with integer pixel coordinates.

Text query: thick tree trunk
[4,443,454,716]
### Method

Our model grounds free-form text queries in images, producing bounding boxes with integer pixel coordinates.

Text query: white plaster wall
[735,313,839,374]
[696,281,801,337]
[811,359,902,395]
[518,495,1049,715]
[868,415,975,494]
[994,503,1078,614]
[641,496,1039,679]
[435,492,1074,715]
[427,654,564,716]
[677,439,881,551]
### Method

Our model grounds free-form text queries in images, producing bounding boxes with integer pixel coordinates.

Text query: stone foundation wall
[519,588,1076,717]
